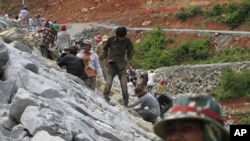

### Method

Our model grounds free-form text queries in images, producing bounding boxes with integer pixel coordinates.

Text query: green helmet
[154,94,229,141]
[50,24,60,32]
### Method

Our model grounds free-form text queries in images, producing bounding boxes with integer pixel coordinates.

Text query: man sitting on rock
[128,84,160,124]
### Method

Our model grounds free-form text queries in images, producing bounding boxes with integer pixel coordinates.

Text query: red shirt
[39,28,57,47]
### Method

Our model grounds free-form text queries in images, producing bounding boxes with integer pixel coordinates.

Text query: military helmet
[154,94,229,141]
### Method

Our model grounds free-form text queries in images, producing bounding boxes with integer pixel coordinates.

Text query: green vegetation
[132,27,174,69]
[132,27,250,70]
[132,27,211,69]
[175,0,250,29]
[132,26,250,102]
[175,6,202,21]
[195,47,250,64]
[212,68,250,100]
[173,37,210,64]
[239,117,250,124]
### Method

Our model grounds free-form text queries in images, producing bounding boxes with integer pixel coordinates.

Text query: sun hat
[94,34,102,42]
[132,85,146,97]
[102,35,108,41]
[60,24,67,31]
[82,39,92,46]
[154,94,229,141]
[159,79,165,86]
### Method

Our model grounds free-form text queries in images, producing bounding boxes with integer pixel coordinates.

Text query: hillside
[1,0,249,48]
[0,0,246,29]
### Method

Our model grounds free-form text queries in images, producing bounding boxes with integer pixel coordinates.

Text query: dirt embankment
[1,0,249,48]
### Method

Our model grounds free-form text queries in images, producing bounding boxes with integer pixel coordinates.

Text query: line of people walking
[37,23,229,141]
[36,20,174,124]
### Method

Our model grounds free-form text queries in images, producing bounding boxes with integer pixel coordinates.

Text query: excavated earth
[1,0,250,124]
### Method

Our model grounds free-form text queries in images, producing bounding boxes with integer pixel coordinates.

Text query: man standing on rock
[102,26,134,107]
[18,5,30,26]
[38,24,59,60]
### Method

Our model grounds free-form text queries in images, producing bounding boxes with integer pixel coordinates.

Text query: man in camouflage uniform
[102,27,134,107]
[154,94,229,141]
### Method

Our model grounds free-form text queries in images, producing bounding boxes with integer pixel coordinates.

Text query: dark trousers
[137,109,158,124]
[40,45,53,60]
[155,94,173,118]
[84,76,96,91]
[103,62,128,106]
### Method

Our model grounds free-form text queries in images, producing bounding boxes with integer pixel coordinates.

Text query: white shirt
[4,13,9,20]
[57,31,71,51]
[19,9,29,22]
[77,50,103,77]
[127,82,135,95]
[29,18,34,26]
[147,71,156,86]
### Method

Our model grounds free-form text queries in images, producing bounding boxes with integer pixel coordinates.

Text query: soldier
[154,94,229,141]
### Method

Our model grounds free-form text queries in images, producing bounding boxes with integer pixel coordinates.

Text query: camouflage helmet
[154,94,229,141]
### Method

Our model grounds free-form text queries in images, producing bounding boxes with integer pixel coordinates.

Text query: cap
[23,5,28,10]
[60,24,67,31]
[159,80,165,86]
[82,39,92,46]
[132,85,146,97]
[153,94,229,141]
[102,35,108,41]
[94,34,102,42]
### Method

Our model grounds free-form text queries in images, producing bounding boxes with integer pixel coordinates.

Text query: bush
[239,117,250,124]
[223,2,239,13]
[204,4,223,17]
[188,6,202,17]
[132,29,250,70]
[218,0,250,28]
[212,68,250,100]
[175,6,202,21]
[200,47,250,63]
[175,11,190,21]
[183,0,250,28]
[173,38,210,64]
[132,27,174,69]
